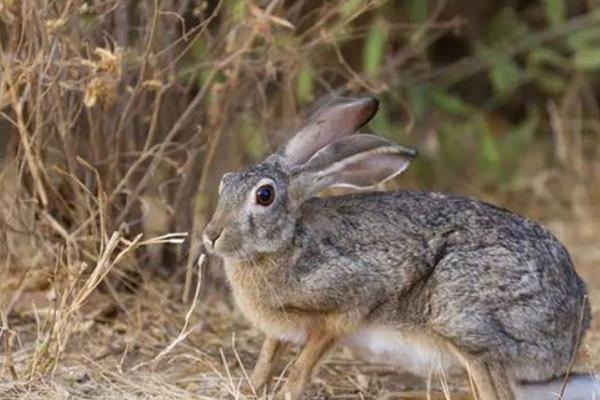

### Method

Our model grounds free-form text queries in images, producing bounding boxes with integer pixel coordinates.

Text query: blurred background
[0,1,599,398]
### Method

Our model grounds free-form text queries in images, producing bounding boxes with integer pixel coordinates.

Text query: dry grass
[1,1,599,399]
[0,231,599,400]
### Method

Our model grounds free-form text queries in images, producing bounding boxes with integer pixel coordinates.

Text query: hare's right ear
[288,134,416,205]
[283,97,379,166]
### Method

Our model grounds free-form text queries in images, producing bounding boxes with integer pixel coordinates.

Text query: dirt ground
[1,214,599,400]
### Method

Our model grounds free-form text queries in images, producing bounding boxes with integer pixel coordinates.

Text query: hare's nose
[203,226,223,249]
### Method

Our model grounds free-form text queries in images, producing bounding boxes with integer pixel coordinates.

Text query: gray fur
[202,98,591,399]
[294,191,589,379]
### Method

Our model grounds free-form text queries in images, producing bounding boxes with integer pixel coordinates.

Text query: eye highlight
[255,184,275,206]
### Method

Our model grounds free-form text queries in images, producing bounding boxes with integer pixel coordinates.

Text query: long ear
[289,134,416,202]
[284,97,379,166]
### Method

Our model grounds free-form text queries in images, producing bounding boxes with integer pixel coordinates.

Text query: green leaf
[566,26,600,50]
[490,59,522,96]
[478,45,522,97]
[295,64,314,104]
[363,18,388,77]
[432,90,473,116]
[340,0,364,18]
[541,0,566,27]
[239,115,267,161]
[406,0,429,43]
[502,110,539,153]
[495,110,539,182]
[526,47,571,95]
[479,130,501,171]
[486,8,528,44]
[530,69,567,94]
[407,82,428,119]
[229,0,246,22]
[574,48,600,70]
[528,47,568,69]
[246,133,267,161]
[407,0,428,23]
[526,47,568,94]
[191,41,206,62]
[370,100,393,139]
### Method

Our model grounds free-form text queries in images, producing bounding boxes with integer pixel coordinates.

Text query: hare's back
[302,190,583,288]
[304,189,564,252]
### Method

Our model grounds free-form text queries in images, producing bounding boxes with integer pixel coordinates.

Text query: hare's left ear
[289,134,416,204]
[284,97,379,166]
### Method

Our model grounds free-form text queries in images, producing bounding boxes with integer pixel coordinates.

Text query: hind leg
[454,349,515,400]
[468,360,499,400]
[468,361,514,400]
[487,363,515,400]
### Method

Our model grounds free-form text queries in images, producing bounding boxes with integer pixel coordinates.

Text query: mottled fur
[202,98,592,400]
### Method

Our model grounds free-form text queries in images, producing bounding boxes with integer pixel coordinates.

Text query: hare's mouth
[202,231,241,258]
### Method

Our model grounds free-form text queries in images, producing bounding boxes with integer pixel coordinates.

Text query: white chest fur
[343,326,459,377]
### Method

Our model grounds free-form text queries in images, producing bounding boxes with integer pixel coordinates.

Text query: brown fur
[226,257,354,398]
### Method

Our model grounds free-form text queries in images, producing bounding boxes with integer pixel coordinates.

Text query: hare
[202,97,596,400]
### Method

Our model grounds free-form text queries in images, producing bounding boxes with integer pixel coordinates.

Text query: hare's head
[202,97,416,260]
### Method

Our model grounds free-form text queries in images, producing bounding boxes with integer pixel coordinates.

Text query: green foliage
[542,0,566,27]
[574,48,600,71]
[340,0,365,19]
[526,47,569,94]
[228,0,247,22]
[295,63,315,105]
[370,98,394,138]
[486,8,529,44]
[432,89,474,116]
[479,126,502,173]
[406,82,428,119]
[477,45,523,98]
[238,114,268,162]
[407,0,428,23]
[363,16,388,77]
[399,4,600,190]
[568,24,600,70]
[170,1,599,194]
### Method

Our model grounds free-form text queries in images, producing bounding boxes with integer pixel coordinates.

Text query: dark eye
[256,184,275,206]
